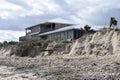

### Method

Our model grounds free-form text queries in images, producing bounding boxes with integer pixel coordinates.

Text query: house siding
[45,29,83,41]
[26,25,40,35]
[46,30,74,40]
[31,26,40,33]
[74,30,83,39]
[55,24,70,29]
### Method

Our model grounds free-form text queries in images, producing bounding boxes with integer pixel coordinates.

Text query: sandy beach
[0,55,120,80]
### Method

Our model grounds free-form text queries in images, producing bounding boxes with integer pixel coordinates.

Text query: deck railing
[19,36,31,41]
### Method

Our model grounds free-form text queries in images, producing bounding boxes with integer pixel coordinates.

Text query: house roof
[47,18,76,24]
[39,24,102,36]
[26,18,75,29]
[39,24,82,36]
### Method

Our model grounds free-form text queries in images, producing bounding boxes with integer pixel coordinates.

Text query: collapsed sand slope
[69,29,120,56]
[1,29,120,57]
[0,46,12,57]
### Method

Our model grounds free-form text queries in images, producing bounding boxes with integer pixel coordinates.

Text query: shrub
[84,25,91,32]
[13,39,50,57]
[8,41,18,45]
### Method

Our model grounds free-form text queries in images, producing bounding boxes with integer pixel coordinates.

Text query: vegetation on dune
[12,39,50,57]
[109,17,118,29]
[0,41,18,47]
[82,25,96,34]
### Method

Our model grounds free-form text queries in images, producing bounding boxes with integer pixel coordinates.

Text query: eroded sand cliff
[0,29,120,80]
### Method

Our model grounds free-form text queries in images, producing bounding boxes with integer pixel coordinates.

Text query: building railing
[19,36,31,41]
[19,35,41,41]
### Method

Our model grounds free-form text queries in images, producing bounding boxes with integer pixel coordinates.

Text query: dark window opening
[74,30,83,39]
[41,35,47,39]
[52,23,55,30]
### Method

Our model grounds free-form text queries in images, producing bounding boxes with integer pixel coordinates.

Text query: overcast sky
[0,0,120,42]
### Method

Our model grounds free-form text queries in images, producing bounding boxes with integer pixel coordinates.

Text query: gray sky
[0,0,120,42]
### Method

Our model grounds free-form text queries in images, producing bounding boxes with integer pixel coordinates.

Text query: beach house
[19,18,84,41]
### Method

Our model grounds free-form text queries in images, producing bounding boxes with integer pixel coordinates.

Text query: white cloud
[1,0,120,20]
[0,0,120,41]
[0,0,63,19]
[65,0,120,25]
[22,0,63,16]
[69,15,91,25]
[0,0,23,19]
[0,0,22,10]
[0,30,25,42]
